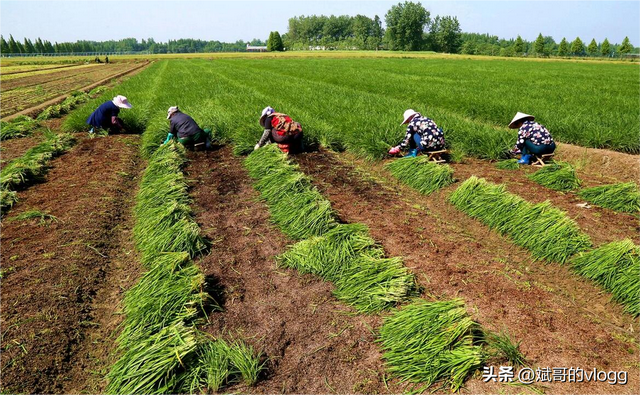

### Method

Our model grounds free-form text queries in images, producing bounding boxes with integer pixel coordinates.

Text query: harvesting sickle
[163,106,213,150]
[508,112,556,165]
[86,95,132,134]
[254,106,304,154]
[388,109,447,158]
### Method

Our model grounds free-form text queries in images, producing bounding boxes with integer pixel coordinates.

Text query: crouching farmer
[86,95,132,134]
[254,106,303,154]
[388,109,446,157]
[508,112,556,165]
[163,106,212,149]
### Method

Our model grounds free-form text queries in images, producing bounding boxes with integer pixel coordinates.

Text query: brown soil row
[295,149,639,394]
[1,64,111,91]
[0,135,143,393]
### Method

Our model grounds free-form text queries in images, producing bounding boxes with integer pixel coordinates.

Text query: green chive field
[1,52,639,394]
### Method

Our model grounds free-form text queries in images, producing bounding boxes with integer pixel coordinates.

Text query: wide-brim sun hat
[259,106,275,127]
[508,112,535,129]
[167,106,179,119]
[112,95,132,109]
[401,109,418,125]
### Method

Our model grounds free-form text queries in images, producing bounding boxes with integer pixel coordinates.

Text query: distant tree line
[0,35,266,54]
[281,1,636,57]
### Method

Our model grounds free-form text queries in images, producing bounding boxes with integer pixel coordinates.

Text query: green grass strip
[495,159,520,170]
[385,156,455,195]
[378,299,485,391]
[572,239,639,316]
[578,182,640,214]
[450,176,591,263]
[245,144,337,239]
[528,162,581,192]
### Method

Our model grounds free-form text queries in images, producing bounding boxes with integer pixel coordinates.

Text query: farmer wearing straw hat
[508,112,556,165]
[86,95,132,134]
[254,106,303,154]
[388,109,446,157]
[163,106,212,149]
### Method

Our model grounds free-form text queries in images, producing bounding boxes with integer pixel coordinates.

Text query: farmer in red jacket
[254,106,303,154]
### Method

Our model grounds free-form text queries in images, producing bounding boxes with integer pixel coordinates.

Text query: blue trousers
[522,140,556,155]
[409,133,443,152]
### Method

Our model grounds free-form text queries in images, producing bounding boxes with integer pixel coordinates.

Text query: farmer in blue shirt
[508,112,556,165]
[388,109,446,157]
[86,95,132,134]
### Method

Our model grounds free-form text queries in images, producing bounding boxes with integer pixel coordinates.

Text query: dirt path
[185,146,405,394]
[449,158,639,246]
[556,142,640,184]
[0,135,143,393]
[295,150,639,394]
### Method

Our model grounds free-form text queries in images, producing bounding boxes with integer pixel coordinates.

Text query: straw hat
[259,106,275,127]
[112,95,132,109]
[508,112,534,129]
[167,106,179,119]
[401,109,418,125]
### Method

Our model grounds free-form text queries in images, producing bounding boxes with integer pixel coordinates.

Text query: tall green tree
[558,37,569,56]
[267,31,275,51]
[8,34,21,53]
[600,38,611,56]
[429,15,462,53]
[384,1,430,51]
[0,36,9,54]
[513,35,525,54]
[571,37,585,55]
[371,15,384,49]
[534,33,545,56]
[271,31,284,51]
[23,38,36,53]
[619,36,633,54]
[587,38,598,56]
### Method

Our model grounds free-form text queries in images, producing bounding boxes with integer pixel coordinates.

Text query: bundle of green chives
[385,156,455,195]
[578,182,640,214]
[450,176,591,263]
[528,162,581,192]
[379,299,484,391]
[495,159,520,170]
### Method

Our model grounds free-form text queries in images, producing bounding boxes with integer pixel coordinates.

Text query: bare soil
[295,149,639,394]
[556,143,640,184]
[0,135,142,393]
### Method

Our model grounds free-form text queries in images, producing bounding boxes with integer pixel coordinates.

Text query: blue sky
[1,1,638,44]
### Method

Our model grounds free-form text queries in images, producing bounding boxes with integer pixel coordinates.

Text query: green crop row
[0,131,75,213]
[385,156,456,195]
[579,182,640,214]
[450,176,592,263]
[571,239,639,316]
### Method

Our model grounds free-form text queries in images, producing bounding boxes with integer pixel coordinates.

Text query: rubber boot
[404,148,418,158]
[518,154,532,165]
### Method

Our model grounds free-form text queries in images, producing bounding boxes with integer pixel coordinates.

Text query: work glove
[388,146,401,155]
[254,144,260,151]
[163,133,174,145]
